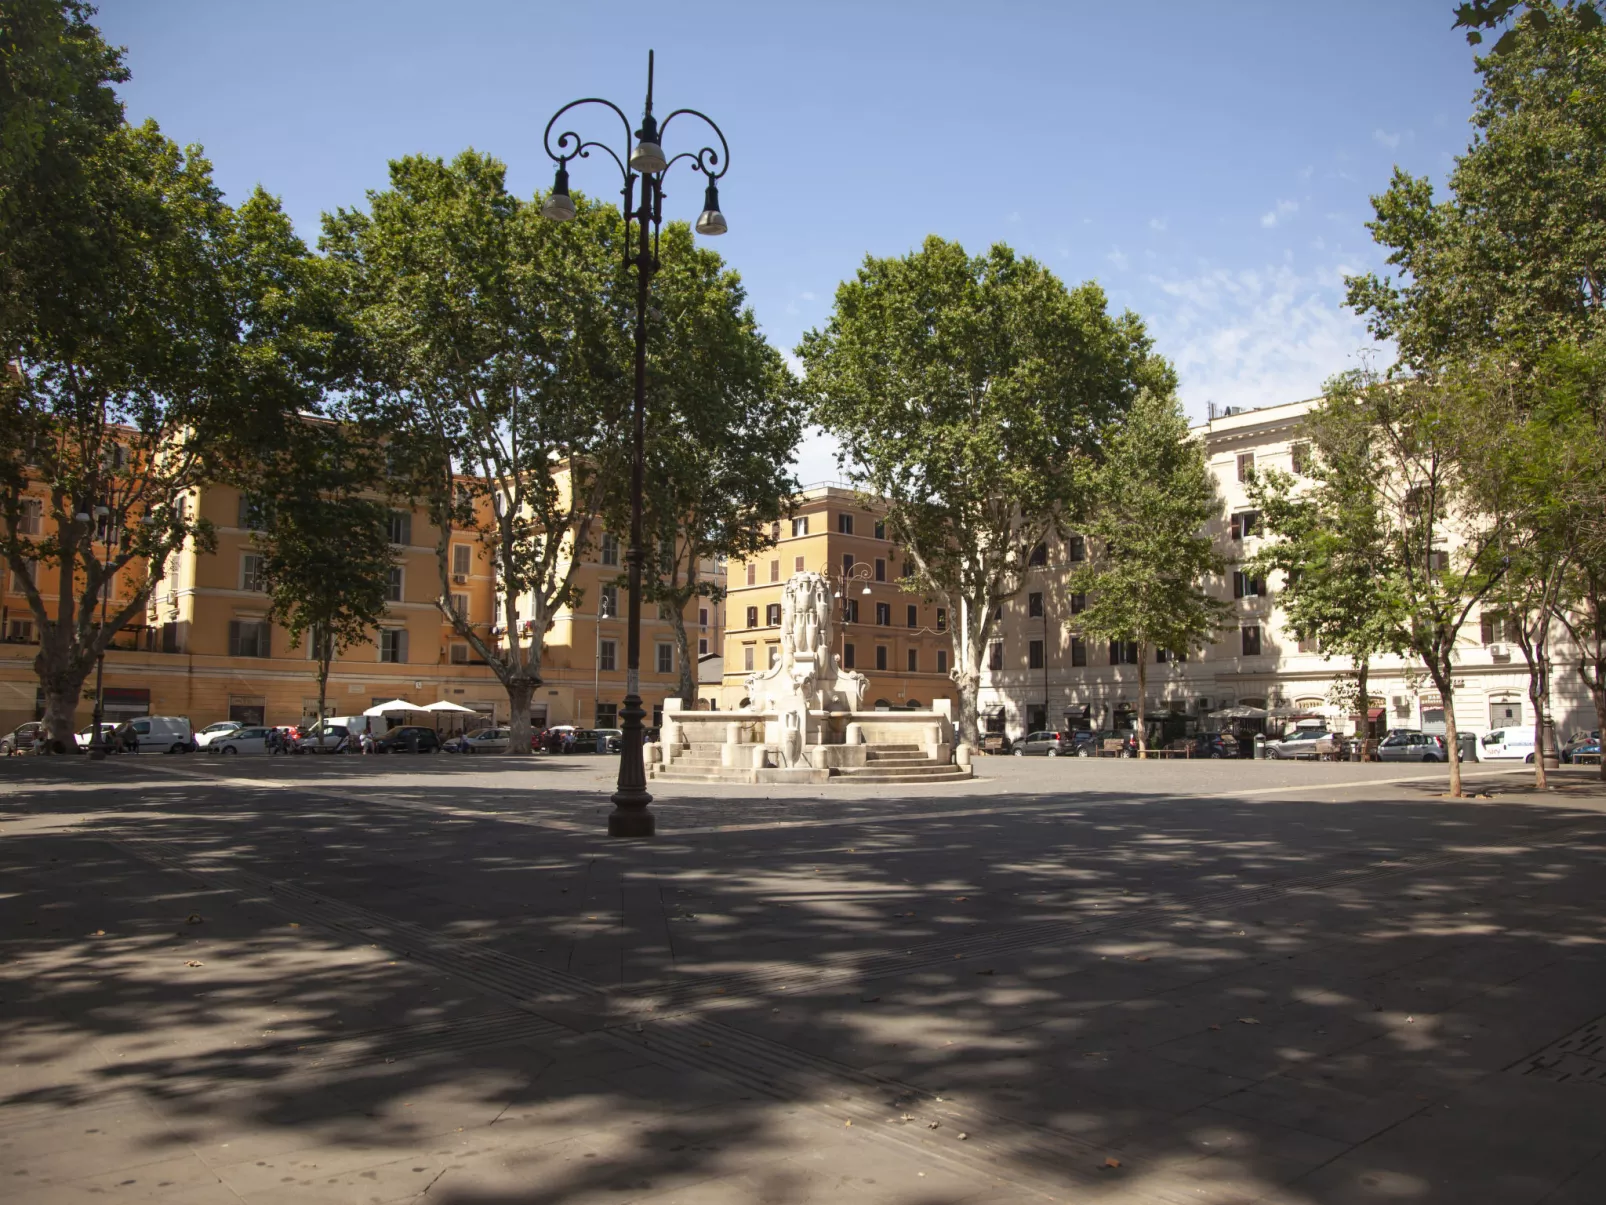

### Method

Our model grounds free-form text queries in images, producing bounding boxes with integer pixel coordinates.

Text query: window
[1028,639,1045,669]
[387,510,412,546]
[657,644,674,674]
[1110,640,1139,665]
[1067,535,1085,563]
[838,513,853,534]
[907,648,918,672]
[386,566,404,602]
[1230,511,1260,541]
[1428,549,1450,572]
[493,596,503,629]
[770,559,780,583]
[875,602,890,625]
[452,544,472,578]
[875,558,886,582]
[874,520,886,540]
[698,637,709,656]
[770,521,781,541]
[766,603,782,626]
[1236,452,1255,482]
[450,592,468,620]
[599,639,617,671]
[907,604,918,627]
[745,605,758,628]
[18,498,43,535]
[379,628,408,663]
[1070,592,1086,615]
[743,645,755,671]
[1241,625,1262,656]
[241,554,266,593]
[841,552,854,578]
[875,645,888,670]
[698,607,709,628]
[1157,647,1182,663]
[596,703,618,727]
[1028,591,1043,618]
[7,618,36,642]
[768,644,779,668]
[450,642,470,664]
[936,650,948,674]
[844,643,856,669]
[1232,571,1266,599]
[746,562,757,586]
[237,494,267,530]
[1292,442,1312,475]
[1297,634,1320,653]
[988,641,1004,671]
[1028,542,1047,567]
[792,516,809,537]
[600,585,618,618]
[1071,637,1087,667]
[228,619,270,658]
[794,555,805,573]
[1481,613,1522,644]
[936,608,946,631]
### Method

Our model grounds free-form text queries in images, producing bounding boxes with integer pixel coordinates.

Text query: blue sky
[98,1,1482,482]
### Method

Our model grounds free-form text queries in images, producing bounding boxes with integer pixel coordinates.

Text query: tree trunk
[951,593,987,749]
[315,640,332,750]
[505,677,536,757]
[1524,636,1550,790]
[668,606,696,709]
[1135,647,1149,758]
[1355,657,1370,746]
[36,646,89,753]
[1589,677,1606,783]
[1443,685,1463,797]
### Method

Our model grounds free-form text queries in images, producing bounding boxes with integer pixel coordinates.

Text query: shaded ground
[2,754,1604,1203]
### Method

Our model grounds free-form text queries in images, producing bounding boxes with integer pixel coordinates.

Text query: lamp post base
[606,805,656,838]
[608,692,655,838]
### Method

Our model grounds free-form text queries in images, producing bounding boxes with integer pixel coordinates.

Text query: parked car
[1569,735,1601,764]
[1179,732,1238,759]
[374,725,441,754]
[113,716,194,754]
[1013,730,1077,757]
[1561,730,1601,764]
[1,721,45,756]
[301,723,353,753]
[1263,728,1333,760]
[211,726,271,754]
[1479,727,1537,762]
[73,723,118,750]
[447,727,511,754]
[194,721,244,750]
[592,727,623,753]
[1376,730,1450,763]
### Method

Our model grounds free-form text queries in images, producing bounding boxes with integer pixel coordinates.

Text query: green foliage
[606,223,801,704]
[250,425,396,728]
[799,234,1171,742]
[1454,1,1602,54]
[323,150,636,744]
[1071,389,1227,753]
[1349,1,1606,366]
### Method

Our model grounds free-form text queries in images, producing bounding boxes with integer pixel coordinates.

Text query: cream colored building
[719,484,957,712]
[977,397,1596,744]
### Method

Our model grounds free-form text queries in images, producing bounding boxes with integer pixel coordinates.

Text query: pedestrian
[360,728,374,755]
[267,726,281,755]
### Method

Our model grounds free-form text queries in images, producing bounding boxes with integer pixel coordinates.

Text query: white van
[119,716,194,753]
[1479,727,1536,762]
[323,715,394,738]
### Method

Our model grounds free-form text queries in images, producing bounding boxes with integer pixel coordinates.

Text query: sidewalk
[2,757,1605,1202]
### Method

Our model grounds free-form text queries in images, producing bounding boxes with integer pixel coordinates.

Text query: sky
[96,1,1484,483]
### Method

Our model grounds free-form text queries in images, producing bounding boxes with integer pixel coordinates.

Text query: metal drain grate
[1515,1015,1606,1086]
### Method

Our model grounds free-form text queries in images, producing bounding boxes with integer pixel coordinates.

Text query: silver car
[1263,728,1332,760]
[455,727,511,754]
[212,726,270,754]
[1376,731,1448,763]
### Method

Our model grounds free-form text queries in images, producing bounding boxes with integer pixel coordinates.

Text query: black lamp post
[541,51,729,838]
[85,504,112,760]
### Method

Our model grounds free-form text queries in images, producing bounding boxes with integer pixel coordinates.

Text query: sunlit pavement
[3,754,1605,1204]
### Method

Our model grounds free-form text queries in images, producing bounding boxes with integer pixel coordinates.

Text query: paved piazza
[3,753,1605,1204]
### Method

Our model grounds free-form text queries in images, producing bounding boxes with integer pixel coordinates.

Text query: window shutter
[228,620,241,657]
[1481,614,1495,644]
[1233,572,1245,599]
[1230,514,1242,540]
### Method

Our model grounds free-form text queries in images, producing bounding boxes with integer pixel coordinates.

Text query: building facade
[0,476,717,736]
[719,485,958,712]
[976,398,1597,744]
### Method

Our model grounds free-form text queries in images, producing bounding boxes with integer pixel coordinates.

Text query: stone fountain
[649,571,972,785]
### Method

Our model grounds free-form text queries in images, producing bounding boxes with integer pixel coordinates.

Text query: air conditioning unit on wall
[1488,643,1506,656]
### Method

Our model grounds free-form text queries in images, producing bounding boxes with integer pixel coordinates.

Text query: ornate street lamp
[542,51,729,838]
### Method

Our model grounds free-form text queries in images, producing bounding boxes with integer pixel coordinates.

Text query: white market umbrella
[422,700,476,713]
[1209,705,1268,720]
[364,698,427,716]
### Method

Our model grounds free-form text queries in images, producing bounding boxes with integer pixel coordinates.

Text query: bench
[1096,739,1126,758]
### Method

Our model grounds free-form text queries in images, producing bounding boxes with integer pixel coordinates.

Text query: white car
[1263,728,1333,760]
[453,728,511,754]
[194,721,244,750]
[116,715,194,754]
[212,726,271,754]
[1478,727,1536,762]
[74,723,118,749]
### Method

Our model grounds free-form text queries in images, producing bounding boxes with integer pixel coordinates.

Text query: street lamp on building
[542,51,729,839]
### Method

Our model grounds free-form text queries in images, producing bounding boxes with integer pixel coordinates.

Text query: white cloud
[1149,217,1168,233]
[1106,246,1130,271]
[1144,259,1389,422]
[1298,164,1314,182]
[800,290,816,302]
[1259,199,1299,229]
[1006,210,1022,224]
[790,425,845,486]
[1373,128,1404,149]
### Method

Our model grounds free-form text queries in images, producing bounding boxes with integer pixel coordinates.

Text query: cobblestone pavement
[3,753,1605,1203]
